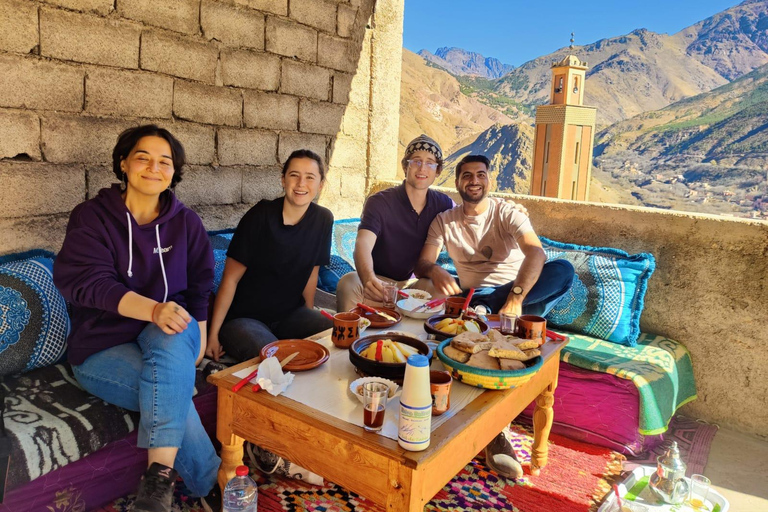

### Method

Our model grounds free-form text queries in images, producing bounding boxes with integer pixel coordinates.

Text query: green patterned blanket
[558,332,697,435]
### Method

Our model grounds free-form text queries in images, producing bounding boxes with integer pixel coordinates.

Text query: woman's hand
[152,301,191,334]
[205,333,225,362]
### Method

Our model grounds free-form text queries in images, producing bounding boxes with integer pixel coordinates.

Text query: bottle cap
[407,354,428,367]
[236,465,249,476]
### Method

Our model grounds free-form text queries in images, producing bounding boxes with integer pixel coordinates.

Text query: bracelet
[151,302,161,323]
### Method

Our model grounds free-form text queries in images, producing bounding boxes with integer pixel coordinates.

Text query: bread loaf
[443,344,471,363]
[466,350,500,370]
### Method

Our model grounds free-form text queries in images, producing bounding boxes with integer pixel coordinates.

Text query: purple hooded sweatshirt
[54,184,214,365]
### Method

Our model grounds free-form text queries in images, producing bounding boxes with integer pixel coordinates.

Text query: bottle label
[398,402,431,444]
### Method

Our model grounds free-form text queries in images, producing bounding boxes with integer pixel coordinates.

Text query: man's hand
[363,276,386,302]
[499,297,523,317]
[503,198,529,217]
[205,333,225,362]
[430,266,462,296]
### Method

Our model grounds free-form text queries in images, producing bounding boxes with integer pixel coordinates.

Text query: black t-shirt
[226,197,333,323]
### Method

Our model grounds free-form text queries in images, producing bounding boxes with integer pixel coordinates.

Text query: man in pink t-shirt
[415,155,574,317]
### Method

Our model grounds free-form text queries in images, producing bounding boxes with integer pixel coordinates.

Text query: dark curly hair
[112,124,186,188]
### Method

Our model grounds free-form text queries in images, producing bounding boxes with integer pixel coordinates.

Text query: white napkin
[255,356,295,396]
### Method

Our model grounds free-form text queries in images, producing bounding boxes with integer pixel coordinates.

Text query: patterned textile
[208,230,235,293]
[540,237,656,347]
[0,251,69,377]
[102,424,625,512]
[560,331,697,435]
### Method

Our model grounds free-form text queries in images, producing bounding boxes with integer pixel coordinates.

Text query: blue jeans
[468,260,575,316]
[220,307,333,362]
[72,322,219,497]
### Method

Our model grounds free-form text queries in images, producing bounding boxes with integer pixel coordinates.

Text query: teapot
[649,441,689,504]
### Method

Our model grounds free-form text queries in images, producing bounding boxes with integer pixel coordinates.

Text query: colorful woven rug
[99,424,624,512]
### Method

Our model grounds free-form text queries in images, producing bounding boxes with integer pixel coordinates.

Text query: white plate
[396,298,444,319]
[349,377,400,404]
[401,289,432,301]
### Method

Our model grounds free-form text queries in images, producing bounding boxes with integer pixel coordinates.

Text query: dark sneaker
[132,462,178,512]
[200,483,222,512]
[484,428,523,480]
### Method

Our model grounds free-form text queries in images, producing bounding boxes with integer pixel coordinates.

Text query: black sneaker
[200,483,222,512]
[484,428,523,480]
[132,462,178,512]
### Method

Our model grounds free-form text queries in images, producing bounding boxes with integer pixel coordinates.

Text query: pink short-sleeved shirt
[424,198,535,288]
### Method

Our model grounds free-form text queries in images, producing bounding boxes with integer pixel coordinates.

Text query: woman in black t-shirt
[206,150,334,362]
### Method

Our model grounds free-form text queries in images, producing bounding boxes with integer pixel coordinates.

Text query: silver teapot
[649,441,689,504]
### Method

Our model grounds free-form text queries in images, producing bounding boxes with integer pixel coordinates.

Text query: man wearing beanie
[336,134,453,311]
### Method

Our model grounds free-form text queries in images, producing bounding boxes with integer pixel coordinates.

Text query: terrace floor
[700,426,768,510]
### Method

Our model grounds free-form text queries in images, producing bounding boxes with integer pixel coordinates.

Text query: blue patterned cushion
[317,255,355,294]
[208,230,235,293]
[0,250,70,376]
[540,237,656,347]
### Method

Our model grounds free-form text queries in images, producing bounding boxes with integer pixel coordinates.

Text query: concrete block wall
[0,0,402,254]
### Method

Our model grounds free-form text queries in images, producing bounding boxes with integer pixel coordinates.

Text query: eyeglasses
[407,159,438,171]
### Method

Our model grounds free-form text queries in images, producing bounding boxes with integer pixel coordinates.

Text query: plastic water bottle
[398,354,431,451]
[223,465,258,512]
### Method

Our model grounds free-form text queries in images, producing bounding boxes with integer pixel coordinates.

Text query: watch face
[513,286,524,295]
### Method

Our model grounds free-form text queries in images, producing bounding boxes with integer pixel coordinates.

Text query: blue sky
[403,0,740,66]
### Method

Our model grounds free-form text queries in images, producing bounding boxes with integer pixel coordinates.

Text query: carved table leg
[216,389,244,491]
[530,379,557,476]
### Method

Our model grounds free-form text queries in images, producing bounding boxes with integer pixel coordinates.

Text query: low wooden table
[208,334,568,511]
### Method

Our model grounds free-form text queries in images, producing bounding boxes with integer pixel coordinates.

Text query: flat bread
[511,338,540,351]
[499,358,526,371]
[451,331,492,354]
[443,344,471,363]
[522,348,541,361]
[488,339,526,360]
[466,350,500,370]
[487,329,506,344]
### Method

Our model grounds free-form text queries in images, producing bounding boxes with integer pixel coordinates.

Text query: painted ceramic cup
[429,370,452,416]
[516,315,547,346]
[444,297,465,317]
[332,312,361,349]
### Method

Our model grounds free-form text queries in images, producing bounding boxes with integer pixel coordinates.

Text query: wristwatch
[512,285,524,296]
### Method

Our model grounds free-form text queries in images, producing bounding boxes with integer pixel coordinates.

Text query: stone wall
[0,0,404,253]
[373,180,768,437]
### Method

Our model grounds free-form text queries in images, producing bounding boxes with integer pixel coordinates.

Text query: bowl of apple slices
[424,314,489,340]
[349,334,432,381]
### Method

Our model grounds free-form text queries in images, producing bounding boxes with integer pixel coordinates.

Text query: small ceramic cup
[444,297,465,317]
[516,314,547,346]
[429,370,452,415]
[332,312,361,349]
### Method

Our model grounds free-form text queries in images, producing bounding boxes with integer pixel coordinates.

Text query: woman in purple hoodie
[53,125,220,512]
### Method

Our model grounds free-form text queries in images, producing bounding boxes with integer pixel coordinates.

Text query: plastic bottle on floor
[223,465,258,512]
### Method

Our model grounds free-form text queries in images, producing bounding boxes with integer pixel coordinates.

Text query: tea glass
[362,382,389,432]
[683,474,712,511]
[499,312,518,335]
[381,281,398,309]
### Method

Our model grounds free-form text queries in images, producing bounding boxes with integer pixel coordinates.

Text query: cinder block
[118,0,200,35]
[0,109,41,160]
[278,132,327,163]
[337,4,357,38]
[42,114,129,163]
[0,0,38,54]
[86,68,173,118]
[141,31,218,84]
[290,0,336,33]
[244,92,298,131]
[281,60,329,101]
[340,168,367,199]
[232,0,287,16]
[242,165,284,202]
[299,100,344,136]
[0,214,70,255]
[265,17,317,62]
[332,72,353,103]
[38,0,113,15]
[160,121,216,165]
[86,165,116,197]
[218,128,278,166]
[0,162,85,217]
[0,54,84,112]
[318,33,356,73]
[174,81,243,127]
[174,165,242,205]
[193,203,251,231]
[221,48,280,91]
[329,134,366,169]
[202,0,265,50]
[40,8,140,68]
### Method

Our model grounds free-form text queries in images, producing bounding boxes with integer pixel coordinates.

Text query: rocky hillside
[418,47,514,79]
[399,49,514,157]
[440,123,535,194]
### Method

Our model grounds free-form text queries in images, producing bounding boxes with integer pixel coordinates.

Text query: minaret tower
[530,34,597,200]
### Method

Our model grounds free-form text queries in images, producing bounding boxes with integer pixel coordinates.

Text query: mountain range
[401,0,768,218]
[418,47,514,79]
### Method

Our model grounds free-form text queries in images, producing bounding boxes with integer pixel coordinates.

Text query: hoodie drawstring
[155,225,168,303]
[126,212,134,278]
